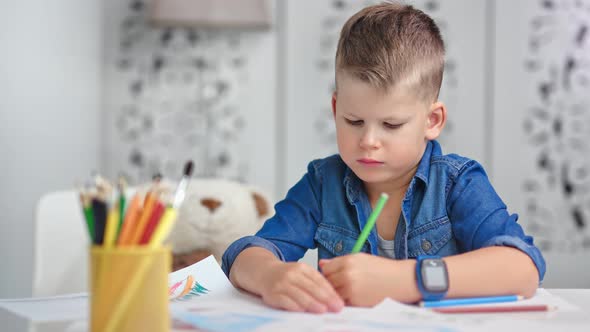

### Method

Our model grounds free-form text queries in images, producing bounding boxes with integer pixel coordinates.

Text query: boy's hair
[335,2,445,102]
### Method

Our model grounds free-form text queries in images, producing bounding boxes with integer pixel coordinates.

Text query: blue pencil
[419,295,523,308]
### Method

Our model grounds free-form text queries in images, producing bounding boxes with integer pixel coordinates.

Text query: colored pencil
[117,177,127,237]
[139,200,166,244]
[91,198,107,245]
[128,191,157,245]
[351,193,389,253]
[433,304,555,314]
[79,191,96,241]
[148,208,177,248]
[103,204,120,248]
[116,194,143,246]
[420,295,523,308]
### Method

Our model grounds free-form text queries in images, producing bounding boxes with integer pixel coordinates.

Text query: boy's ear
[425,101,447,140]
[331,92,337,117]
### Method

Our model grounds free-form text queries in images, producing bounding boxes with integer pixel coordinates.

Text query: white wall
[0,0,102,297]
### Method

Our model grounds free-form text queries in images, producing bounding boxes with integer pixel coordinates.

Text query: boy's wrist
[402,259,422,303]
[384,258,421,303]
[230,247,281,294]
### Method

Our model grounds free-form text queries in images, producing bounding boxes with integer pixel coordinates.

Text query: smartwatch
[415,255,449,301]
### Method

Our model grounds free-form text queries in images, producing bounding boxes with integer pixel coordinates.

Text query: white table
[1,289,589,332]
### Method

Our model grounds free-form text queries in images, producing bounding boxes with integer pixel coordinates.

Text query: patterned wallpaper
[105,0,269,185]
[521,0,590,252]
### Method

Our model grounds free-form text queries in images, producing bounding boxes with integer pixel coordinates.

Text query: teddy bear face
[166,178,271,262]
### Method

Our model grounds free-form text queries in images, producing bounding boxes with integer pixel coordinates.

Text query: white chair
[33,190,90,297]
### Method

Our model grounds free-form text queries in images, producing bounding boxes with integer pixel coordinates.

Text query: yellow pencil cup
[90,246,171,332]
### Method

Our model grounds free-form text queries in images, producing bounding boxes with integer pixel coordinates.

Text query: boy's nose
[359,129,379,149]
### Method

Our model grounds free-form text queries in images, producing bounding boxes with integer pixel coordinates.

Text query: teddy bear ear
[251,192,269,218]
[248,186,272,218]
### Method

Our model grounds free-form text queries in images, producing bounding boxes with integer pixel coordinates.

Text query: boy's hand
[258,261,345,313]
[320,253,417,307]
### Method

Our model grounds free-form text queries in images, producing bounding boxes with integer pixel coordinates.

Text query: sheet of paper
[172,291,589,332]
[462,290,587,332]
[168,255,236,300]
[171,296,479,332]
[514,288,580,311]
[169,266,582,332]
[170,287,481,332]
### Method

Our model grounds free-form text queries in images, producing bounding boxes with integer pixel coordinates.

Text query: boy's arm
[444,246,539,298]
[447,160,545,295]
[364,248,537,303]
[220,160,346,312]
[228,246,282,294]
[449,160,545,279]
[411,246,538,302]
[321,246,538,306]
[221,160,325,277]
[229,246,345,312]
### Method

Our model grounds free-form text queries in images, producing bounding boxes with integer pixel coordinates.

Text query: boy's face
[332,73,444,189]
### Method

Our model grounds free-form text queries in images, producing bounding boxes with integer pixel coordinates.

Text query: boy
[222,2,545,313]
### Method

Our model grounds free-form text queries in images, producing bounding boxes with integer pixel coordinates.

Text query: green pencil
[117,177,127,238]
[351,192,389,253]
[80,192,96,241]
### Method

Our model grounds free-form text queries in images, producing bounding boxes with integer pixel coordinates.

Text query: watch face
[421,259,448,293]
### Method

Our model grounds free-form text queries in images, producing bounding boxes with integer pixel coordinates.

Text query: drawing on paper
[169,275,210,300]
[174,312,277,332]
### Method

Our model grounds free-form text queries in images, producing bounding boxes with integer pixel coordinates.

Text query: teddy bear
[164,178,272,271]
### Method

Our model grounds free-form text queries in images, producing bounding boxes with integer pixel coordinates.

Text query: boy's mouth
[357,158,384,165]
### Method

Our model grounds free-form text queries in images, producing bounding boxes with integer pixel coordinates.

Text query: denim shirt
[222,140,546,281]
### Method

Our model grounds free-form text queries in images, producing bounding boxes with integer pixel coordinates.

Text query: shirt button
[334,241,343,253]
[421,239,432,251]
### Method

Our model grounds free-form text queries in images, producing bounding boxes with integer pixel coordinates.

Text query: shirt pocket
[314,223,360,257]
[407,216,453,258]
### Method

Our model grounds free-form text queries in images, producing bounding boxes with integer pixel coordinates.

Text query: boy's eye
[345,118,363,126]
[384,122,403,129]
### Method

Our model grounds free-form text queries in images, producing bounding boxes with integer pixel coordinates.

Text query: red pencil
[139,200,166,244]
[433,304,556,314]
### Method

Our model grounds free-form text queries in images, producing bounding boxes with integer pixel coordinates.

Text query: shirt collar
[414,140,437,187]
[343,166,363,204]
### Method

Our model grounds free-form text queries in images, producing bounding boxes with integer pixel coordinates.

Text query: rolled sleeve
[221,160,324,277]
[482,235,546,282]
[221,235,285,277]
[448,160,546,282]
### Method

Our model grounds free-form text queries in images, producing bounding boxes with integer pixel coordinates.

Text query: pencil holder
[90,246,171,332]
